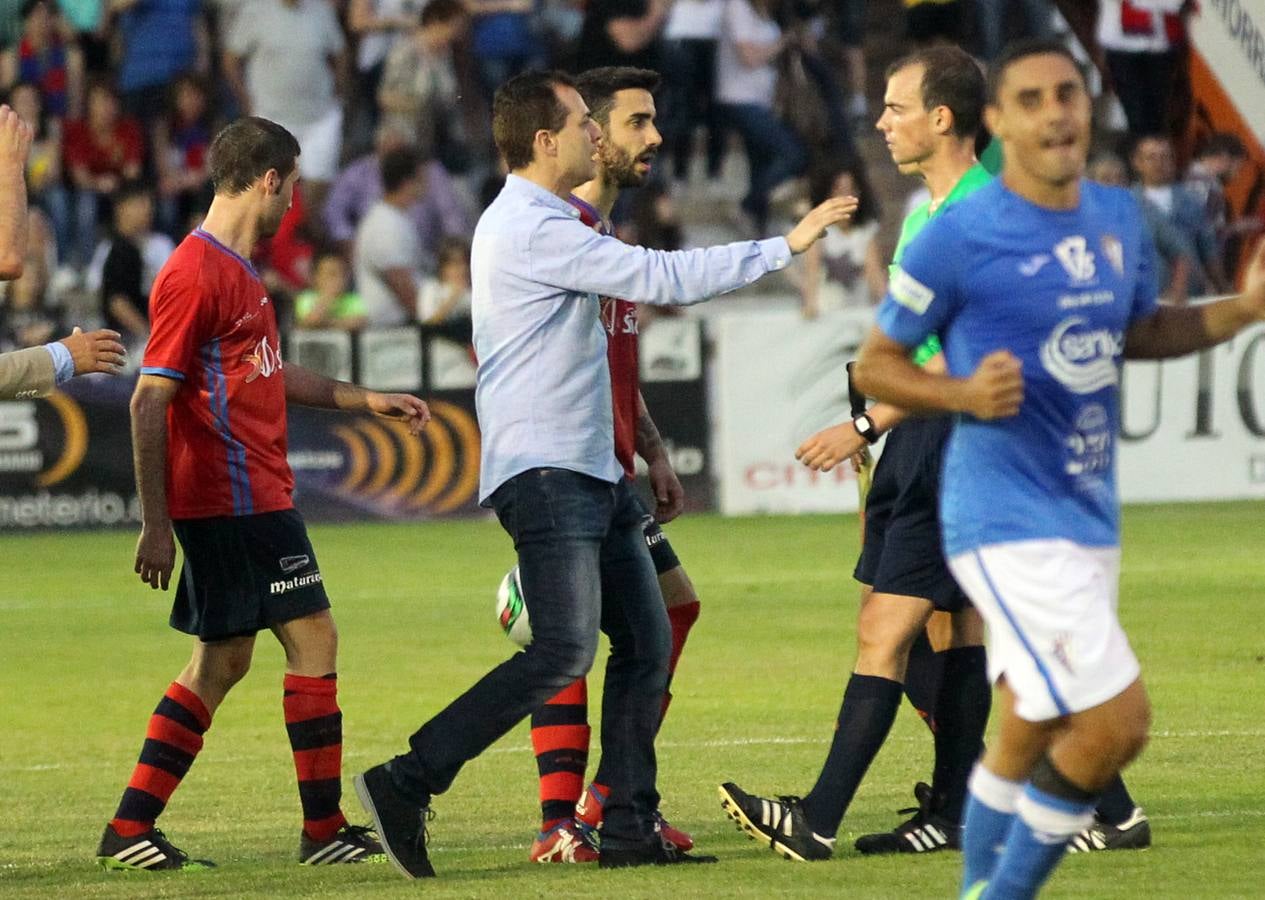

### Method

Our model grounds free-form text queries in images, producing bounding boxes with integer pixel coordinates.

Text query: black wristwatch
[853,413,879,445]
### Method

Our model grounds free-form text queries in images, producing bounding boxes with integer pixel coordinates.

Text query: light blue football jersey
[876,179,1161,555]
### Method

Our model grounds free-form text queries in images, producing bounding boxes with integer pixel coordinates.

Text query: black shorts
[171,508,331,641]
[630,492,682,575]
[853,416,968,612]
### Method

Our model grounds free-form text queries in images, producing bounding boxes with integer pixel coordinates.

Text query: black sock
[1094,774,1138,825]
[903,631,945,731]
[800,674,903,838]
[929,646,990,823]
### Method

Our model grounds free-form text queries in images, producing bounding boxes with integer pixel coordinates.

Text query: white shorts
[948,539,1140,723]
[290,106,344,182]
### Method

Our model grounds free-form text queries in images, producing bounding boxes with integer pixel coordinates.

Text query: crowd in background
[0,0,1256,356]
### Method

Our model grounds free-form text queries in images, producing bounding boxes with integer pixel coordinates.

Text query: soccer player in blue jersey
[854,39,1265,899]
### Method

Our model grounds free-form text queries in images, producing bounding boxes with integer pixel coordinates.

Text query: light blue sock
[961,765,1021,897]
[986,783,1095,900]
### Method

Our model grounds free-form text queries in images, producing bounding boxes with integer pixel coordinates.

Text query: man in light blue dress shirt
[356,69,856,878]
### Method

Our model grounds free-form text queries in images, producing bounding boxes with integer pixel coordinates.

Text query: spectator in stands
[825,0,868,122]
[575,0,668,72]
[416,235,470,325]
[56,0,109,73]
[0,0,83,118]
[295,248,367,329]
[354,145,426,326]
[1097,0,1187,136]
[1131,133,1226,295]
[224,0,347,214]
[0,209,59,349]
[377,0,470,170]
[110,0,208,125]
[903,0,967,45]
[323,123,473,267]
[152,73,214,238]
[715,0,806,233]
[661,0,725,187]
[97,181,172,345]
[466,0,544,102]
[7,81,70,264]
[1184,132,1253,246]
[63,79,145,268]
[799,157,883,316]
[976,0,1053,60]
[347,0,424,152]
[1089,148,1190,302]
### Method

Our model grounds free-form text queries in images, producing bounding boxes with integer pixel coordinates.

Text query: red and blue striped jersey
[141,228,293,519]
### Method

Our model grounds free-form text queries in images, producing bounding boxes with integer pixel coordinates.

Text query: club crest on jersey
[889,267,934,315]
[243,335,282,383]
[1053,236,1096,284]
[1100,235,1124,276]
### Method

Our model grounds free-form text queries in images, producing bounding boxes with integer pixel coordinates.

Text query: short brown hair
[420,0,465,26]
[986,38,1085,105]
[574,66,660,127]
[887,45,985,140]
[492,70,576,171]
[208,117,301,196]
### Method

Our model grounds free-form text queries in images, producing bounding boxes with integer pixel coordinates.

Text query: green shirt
[890,161,994,365]
[295,290,366,324]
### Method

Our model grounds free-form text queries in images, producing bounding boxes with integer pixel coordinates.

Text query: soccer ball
[495,566,533,647]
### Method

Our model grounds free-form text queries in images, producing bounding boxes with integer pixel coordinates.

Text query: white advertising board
[1189,0,1265,147]
[712,311,1265,515]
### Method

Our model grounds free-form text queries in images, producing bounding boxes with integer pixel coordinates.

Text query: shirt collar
[505,173,582,218]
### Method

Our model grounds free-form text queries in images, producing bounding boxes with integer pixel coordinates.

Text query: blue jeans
[719,103,806,231]
[389,468,671,844]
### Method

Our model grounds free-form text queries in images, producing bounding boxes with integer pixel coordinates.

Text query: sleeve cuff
[757,237,792,272]
[44,340,75,385]
[140,366,186,381]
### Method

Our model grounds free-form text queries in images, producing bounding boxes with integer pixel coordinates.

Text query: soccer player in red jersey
[525,66,702,864]
[95,117,430,872]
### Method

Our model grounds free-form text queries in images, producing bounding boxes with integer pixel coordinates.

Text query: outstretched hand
[367,392,431,435]
[796,421,868,472]
[786,196,859,254]
[60,327,127,375]
[0,104,33,169]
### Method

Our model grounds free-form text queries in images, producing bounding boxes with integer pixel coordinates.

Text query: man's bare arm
[132,375,180,590]
[283,362,430,433]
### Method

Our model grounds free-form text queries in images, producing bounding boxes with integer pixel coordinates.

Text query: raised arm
[1124,238,1265,359]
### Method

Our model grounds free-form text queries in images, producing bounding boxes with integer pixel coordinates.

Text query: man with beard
[524,66,700,864]
[97,117,430,872]
[354,69,855,878]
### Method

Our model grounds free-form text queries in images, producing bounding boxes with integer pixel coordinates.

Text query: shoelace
[415,807,436,854]
[340,824,377,843]
[151,827,189,863]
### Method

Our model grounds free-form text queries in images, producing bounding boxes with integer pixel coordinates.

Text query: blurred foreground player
[96,117,430,871]
[854,40,1265,898]
[527,66,700,864]
[354,69,855,879]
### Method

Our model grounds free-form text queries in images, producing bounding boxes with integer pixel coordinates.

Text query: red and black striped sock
[110,682,211,838]
[530,678,590,830]
[284,673,347,842]
[661,600,700,721]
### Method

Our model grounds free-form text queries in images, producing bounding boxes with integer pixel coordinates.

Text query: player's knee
[530,634,597,682]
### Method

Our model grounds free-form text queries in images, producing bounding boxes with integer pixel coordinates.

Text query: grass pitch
[1,503,1262,898]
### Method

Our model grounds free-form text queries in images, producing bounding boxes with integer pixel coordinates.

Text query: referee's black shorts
[853,416,968,612]
[170,508,331,642]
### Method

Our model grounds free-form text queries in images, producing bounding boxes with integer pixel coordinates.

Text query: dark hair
[492,70,576,171]
[808,157,879,225]
[420,0,466,26]
[574,66,661,127]
[112,179,152,207]
[20,0,49,21]
[887,45,984,140]
[986,38,1085,105]
[167,73,212,122]
[1128,132,1170,158]
[208,117,300,195]
[380,146,422,193]
[1196,131,1247,160]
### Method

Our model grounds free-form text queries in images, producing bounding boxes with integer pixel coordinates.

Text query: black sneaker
[1067,807,1151,852]
[353,764,436,879]
[599,837,718,868]
[299,823,386,865]
[718,782,834,862]
[96,824,215,871]
[854,782,961,855]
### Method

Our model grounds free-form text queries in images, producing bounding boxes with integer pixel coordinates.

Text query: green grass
[2,503,1263,898]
